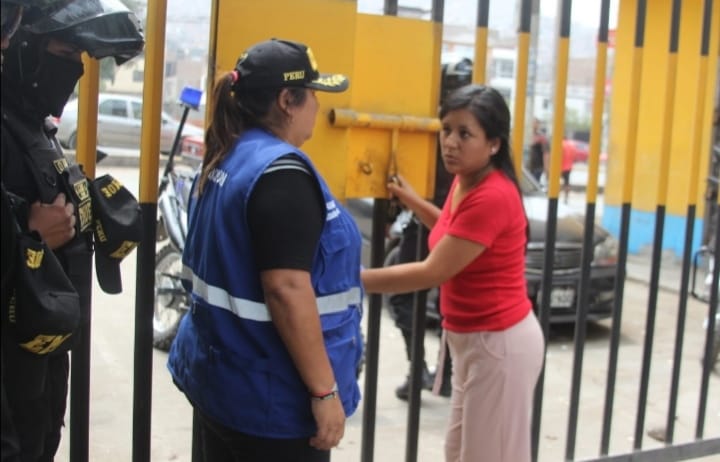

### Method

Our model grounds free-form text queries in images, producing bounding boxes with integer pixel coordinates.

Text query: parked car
[346,168,619,324]
[180,134,205,162]
[55,93,204,154]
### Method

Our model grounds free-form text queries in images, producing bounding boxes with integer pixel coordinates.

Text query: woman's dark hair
[197,72,307,194]
[440,84,529,240]
[439,84,519,188]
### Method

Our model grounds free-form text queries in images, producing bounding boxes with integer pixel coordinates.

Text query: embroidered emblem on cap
[284,70,305,82]
[100,177,124,198]
[110,241,139,259]
[314,74,347,88]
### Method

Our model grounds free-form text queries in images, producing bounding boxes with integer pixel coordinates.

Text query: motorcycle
[688,140,720,371]
[153,87,201,351]
[691,245,720,371]
[703,313,720,371]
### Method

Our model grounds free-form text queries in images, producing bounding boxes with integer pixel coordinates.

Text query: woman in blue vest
[167,38,364,462]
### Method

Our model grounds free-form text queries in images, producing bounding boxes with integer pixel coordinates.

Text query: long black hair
[197,73,307,194]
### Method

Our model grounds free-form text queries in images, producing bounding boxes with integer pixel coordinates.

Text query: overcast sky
[165,0,619,31]
[357,0,619,29]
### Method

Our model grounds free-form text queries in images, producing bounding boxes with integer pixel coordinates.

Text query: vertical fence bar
[74,60,100,181]
[69,55,99,462]
[564,2,611,459]
[632,0,683,448]
[360,198,386,462]
[402,4,444,461]
[383,0,397,16]
[404,222,428,462]
[666,0,718,443]
[473,0,490,84]
[133,0,167,461]
[512,0,532,177]
[531,2,572,461]
[359,4,398,459]
[600,0,647,454]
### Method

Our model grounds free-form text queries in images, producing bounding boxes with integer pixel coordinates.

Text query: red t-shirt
[561,139,576,172]
[429,170,531,332]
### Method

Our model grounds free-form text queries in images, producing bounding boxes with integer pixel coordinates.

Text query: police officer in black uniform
[389,58,473,400]
[1,1,143,459]
[1,1,77,458]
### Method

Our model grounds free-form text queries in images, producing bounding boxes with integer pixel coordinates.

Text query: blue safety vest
[167,128,364,438]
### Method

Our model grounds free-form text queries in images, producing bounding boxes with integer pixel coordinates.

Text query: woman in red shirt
[362,85,545,462]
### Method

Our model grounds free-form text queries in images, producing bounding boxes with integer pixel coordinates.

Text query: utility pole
[526,0,541,150]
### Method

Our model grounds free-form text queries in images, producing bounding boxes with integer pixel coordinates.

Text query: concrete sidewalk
[53,153,717,462]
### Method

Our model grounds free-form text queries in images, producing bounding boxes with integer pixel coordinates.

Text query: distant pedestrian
[528,118,549,183]
[561,139,576,203]
[362,84,545,462]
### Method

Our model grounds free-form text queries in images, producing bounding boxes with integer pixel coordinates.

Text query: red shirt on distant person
[561,139,577,172]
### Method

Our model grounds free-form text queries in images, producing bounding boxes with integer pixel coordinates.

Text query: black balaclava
[2,30,84,119]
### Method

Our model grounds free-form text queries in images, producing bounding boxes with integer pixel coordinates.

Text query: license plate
[538,287,576,308]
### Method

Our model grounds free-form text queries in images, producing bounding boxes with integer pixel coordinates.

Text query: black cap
[90,174,142,294]
[234,38,348,93]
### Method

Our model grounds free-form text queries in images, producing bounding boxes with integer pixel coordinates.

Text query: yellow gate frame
[209,0,441,200]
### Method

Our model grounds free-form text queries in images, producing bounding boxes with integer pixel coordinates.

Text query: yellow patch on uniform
[25,248,43,269]
[110,241,138,259]
[20,333,73,355]
[78,201,92,232]
[53,158,68,173]
[74,180,90,201]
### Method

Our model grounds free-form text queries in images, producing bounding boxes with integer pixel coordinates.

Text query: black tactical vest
[1,108,94,309]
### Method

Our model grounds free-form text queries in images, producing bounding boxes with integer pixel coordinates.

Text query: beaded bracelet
[311,382,338,401]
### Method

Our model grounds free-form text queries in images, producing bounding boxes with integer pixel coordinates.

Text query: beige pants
[443,311,545,462]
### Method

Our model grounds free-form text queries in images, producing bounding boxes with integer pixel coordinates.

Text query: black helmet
[2,0,72,41]
[1,3,22,41]
[441,57,473,101]
[22,0,144,64]
[2,0,66,6]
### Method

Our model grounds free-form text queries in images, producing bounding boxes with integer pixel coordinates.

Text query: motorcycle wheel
[153,244,188,351]
[713,322,720,371]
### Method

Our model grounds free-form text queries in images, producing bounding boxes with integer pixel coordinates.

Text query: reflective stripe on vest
[183,265,361,322]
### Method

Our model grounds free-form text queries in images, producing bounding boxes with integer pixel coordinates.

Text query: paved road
[52,165,719,462]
